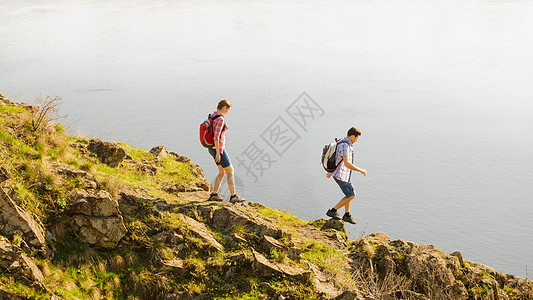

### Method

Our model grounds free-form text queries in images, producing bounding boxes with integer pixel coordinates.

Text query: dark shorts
[208,148,231,168]
[334,177,355,197]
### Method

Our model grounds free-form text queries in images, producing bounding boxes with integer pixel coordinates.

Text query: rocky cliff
[1,92,532,299]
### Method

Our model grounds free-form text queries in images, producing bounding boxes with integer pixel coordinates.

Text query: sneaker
[326,209,340,219]
[229,194,246,204]
[208,192,224,202]
[342,214,357,224]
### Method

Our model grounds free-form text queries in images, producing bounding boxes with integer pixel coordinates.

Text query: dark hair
[217,99,232,110]
[347,127,362,137]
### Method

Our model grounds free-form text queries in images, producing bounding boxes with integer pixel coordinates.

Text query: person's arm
[213,117,224,162]
[214,140,221,162]
[342,156,367,176]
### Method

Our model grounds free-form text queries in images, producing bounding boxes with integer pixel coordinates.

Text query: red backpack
[199,114,224,148]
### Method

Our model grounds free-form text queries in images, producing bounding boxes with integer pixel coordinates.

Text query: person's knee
[217,167,226,176]
[224,165,234,175]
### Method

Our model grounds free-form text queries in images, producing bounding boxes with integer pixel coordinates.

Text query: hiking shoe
[208,192,224,202]
[342,214,357,224]
[229,194,246,204]
[326,209,340,219]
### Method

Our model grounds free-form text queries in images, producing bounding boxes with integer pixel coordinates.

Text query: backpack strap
[208,114,222,121]
[334,140,351,169]
[209,113,226,141]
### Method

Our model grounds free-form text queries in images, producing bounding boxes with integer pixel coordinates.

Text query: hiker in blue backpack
[326,127,367,224]
[206,99,245,204]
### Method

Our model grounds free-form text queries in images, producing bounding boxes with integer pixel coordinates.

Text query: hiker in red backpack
[326,127,367,224]
[206,99,245,203]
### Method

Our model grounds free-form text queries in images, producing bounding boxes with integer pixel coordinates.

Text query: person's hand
[215,152,221,163]
[361,169,367,176]
[326,173,331,178]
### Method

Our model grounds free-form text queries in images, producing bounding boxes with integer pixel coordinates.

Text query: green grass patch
[255,207,306,226]
[0,275,50,299]
[0,105,27,114]
[121,143,152,161]
[154,211,185,231]
[301,240,354,289]
[0,128,17,145]
[307,219,326,229]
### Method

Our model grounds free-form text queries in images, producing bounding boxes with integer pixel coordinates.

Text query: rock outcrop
[66,190,127,249]
[251,249,312,282]
[349,233,533,300]
[175,214,224,253]
[1,94,532,299]
[0,185,46,251]
[87,138,127,168]
[149,146,169,158]
[0,236,44,283]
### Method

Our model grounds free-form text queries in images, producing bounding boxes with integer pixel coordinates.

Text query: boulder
[0,187,46,249]
[177,214,224,252]
[252,249,311,282]
[52,164,87,178]
[67,190,127,249]
[67,190,121,217]
[150,146,169,158]
[0,236,44,283]
[87,138,127,168]
[262,235,286,252]
[70,215,127,249]
[362,232,391,244]
[321,218,346,235]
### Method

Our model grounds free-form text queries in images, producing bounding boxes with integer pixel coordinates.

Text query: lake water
[1,0,532,277]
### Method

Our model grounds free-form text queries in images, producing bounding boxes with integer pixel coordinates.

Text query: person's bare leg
[344,193,356,213]
[224,165,236,195]
[333,195,355,212]
[213,165,225,193]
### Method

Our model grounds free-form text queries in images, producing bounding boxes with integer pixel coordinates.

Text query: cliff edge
[1,92,532,299]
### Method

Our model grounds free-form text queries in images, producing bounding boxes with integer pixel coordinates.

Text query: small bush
[30,95,63,133]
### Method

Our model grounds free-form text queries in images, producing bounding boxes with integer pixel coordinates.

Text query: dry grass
[30,95,64,133]
[352,260,412,299]
[302,241,356,290]
[126,269,171,298]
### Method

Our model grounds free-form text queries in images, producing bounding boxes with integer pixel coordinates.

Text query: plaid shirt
[331,137,354,182]
[211,112,227,153]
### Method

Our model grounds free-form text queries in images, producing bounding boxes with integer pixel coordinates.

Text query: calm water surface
[1,0,533,276]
